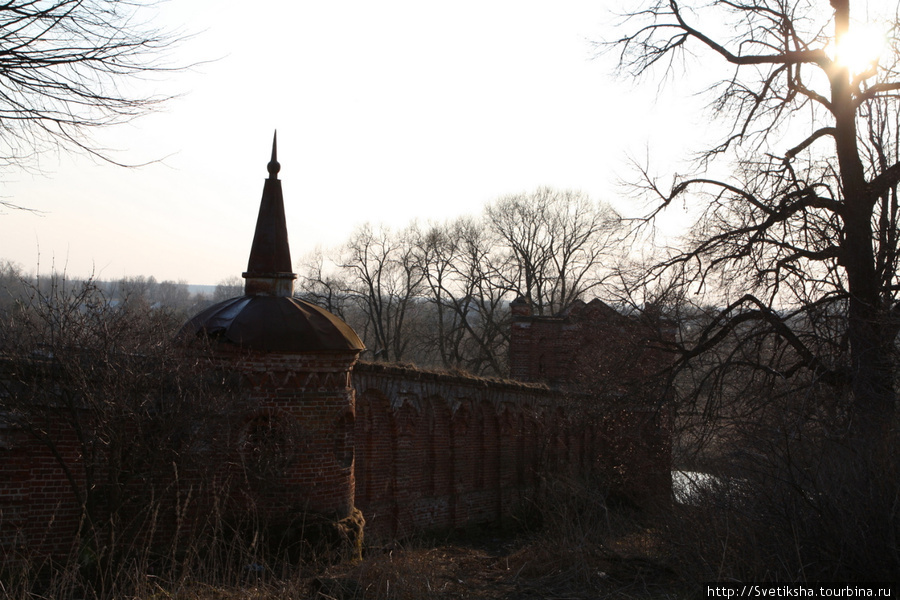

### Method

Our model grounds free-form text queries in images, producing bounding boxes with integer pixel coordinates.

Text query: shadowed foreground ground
[167,523,680,600]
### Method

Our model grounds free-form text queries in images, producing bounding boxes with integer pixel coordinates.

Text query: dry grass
[8,453,894,600]
[255,527,679,600]
[16,449,895,600]
[1,483,685,600]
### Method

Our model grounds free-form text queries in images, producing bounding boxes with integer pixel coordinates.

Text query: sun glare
[831,23,888,76]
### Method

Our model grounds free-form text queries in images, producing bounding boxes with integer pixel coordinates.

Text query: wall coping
[352,361,552,394]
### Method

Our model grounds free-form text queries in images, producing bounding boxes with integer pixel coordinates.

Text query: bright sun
[832,23,888,75]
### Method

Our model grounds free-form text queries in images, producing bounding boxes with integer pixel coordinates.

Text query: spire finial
[267,130,280,179]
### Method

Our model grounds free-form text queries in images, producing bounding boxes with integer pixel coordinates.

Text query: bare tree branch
[0,0,187,181]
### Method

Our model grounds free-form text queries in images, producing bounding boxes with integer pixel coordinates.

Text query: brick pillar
[508,295,534,381]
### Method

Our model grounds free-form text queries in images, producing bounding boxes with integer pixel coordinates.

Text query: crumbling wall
[509,298,676,395]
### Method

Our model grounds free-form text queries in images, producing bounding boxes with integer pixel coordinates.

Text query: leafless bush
[0,271,257,595]
[662,393,900,582]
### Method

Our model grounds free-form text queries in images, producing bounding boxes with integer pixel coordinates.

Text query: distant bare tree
[109,275,198,316]
[152,279,191,309]
[116,275,157,305]
[339,223,425,362]
[213,276,244,302]
[486,187,622,316]
[296,249,353,319]
[413,218,509,375]
[0,260,27,311]
[295,188,622,375]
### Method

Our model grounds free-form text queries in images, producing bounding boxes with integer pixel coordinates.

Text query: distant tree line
[0,262,247,323]
[296,187,623,377]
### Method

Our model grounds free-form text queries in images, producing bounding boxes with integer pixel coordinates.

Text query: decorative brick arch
[391,395,422,537]
[354,388,394,511]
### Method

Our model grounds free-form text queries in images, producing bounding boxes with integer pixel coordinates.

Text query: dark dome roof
[180,295,364,353]
[179,135,363,354]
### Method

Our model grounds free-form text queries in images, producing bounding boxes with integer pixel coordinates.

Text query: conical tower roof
[180,134,364,353]
[243,132,295,295]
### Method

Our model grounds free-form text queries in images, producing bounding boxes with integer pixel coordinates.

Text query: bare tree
[297,249,353,319]
[338,223,425,362]
[106,275,198,316]
[295,189,622,375]
[213,275,245,303]
[0,0,181,198]
[486,187,622,316]
[413,218,509,375]
[608,0,900,580]
[0,260,27,311]
[410,222,467,368]
[610,0,900,443]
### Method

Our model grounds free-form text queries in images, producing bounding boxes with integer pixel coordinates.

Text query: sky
[0,0,893,285]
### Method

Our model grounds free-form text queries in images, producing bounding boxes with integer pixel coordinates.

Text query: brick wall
[0,348,364,559]
[0,416,88,557]
[350,362,671,539]
[1,335,672,557]
[509,298,676,395]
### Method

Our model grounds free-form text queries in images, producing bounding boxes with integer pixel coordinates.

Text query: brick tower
[180,134,365,545]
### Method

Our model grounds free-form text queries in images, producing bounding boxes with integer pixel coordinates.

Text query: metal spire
[242,131,296,296]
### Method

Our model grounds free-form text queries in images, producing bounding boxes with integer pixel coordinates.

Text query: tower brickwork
[181,133,365,528]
